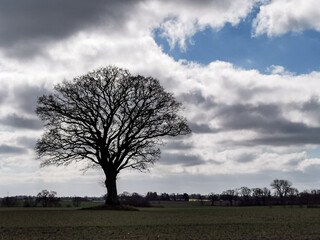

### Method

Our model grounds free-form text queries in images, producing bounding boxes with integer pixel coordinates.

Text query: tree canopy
[36,66,191,204]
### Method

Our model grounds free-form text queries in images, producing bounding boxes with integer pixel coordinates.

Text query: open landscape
[1,204,320,239]
[2,1,320,240]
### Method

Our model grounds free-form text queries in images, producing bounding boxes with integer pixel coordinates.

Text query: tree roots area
[1,205,320,239]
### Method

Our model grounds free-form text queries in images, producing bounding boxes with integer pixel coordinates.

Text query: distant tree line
[2,180,320,208]
[0,190,92,208]
[1,190,61,207]
[117,179,320,207]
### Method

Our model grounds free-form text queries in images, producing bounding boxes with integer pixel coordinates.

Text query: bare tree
[239,186,251,205]
[182,193,189,202]
[208,192,218,206]
[36,66,191,205]
[36,190,59,207]
[252,188,263,205]
[221,189,237,206]
[270,179,293,205]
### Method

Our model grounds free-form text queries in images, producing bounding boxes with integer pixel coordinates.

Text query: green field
[1,205,320,239]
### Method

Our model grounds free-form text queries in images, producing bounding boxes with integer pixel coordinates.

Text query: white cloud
[266,65,294,75]
[298,158,320,171]
[159,17,198,51]
[155,0,257,50]
[253,0,320,37]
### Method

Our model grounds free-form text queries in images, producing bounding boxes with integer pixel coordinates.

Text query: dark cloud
[0,144,27,155]
[299,96,320,122]
[189,122,218,134]
[0,0,141,58]
[17,137,37,150]
[236,86,275,101]
[213,100,320,146]
[222,79,275,101]
[243,131,320,146]
[0,87,8,104]
[301,96,320,112]
[178,90,216,108]
[234,153,257,163]
[178,91,320,146]
[207,159,223,165]
[179,90,206,104]
[221,125,320,147]
[217,103,281,133]
[14,85,49,114]
[163,141,193,150]
[286,157,304,167]
[160,153,206,166]
[0,114,42,130]
[180,91,320,145]
[179,90,219,134]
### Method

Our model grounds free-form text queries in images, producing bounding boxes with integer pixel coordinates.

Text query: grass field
[1,205,320,239]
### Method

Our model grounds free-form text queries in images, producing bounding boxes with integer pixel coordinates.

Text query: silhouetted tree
[182,193,189,202]
[170,193,177,201]
[299,190,310,206]
[36,190,59,207]
[119,192,150,207]
[287,187,299,205]
[252,188,264,205]
[36,66,191,205]
[160,193,170,201]
[270,179,293,205]
[221,189,237,206]
[146,192,158,201]
[239,186,251,205]
[310,189,320,205]
[298,189,320,206]
[262,187,271,205]
[208,193,219,206]
[36,190,49,207]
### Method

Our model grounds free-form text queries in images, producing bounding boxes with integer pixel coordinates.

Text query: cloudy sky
[2,0,320,197]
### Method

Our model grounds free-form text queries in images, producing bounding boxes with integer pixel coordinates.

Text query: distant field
[1,205,320,239]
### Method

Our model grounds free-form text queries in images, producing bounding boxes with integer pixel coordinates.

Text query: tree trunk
[105,174,119,205]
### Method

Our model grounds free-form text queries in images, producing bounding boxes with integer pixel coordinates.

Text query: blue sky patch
[306,147,320,159]
[154,17,320,75]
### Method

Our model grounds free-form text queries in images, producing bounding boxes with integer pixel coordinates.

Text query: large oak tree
[36,66,191,205]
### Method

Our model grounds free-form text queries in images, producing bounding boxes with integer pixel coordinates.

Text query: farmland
[1,205,320,239]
